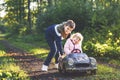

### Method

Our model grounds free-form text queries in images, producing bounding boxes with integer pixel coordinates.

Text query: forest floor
[0,40,120,80]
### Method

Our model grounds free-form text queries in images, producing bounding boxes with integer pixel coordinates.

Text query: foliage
[0,52,29,80]
[0,24,6,33]
[82,24,120,59]
[36,0,93,32]
[8,23,27,35]
[0,65,29,80]
[1,0,120,37]
[36,0,120,33]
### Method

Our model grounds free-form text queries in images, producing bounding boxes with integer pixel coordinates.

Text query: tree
[27,0,32,33]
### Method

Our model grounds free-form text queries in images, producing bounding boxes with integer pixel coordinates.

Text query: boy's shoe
[55,63,58,69]
[41,65,48,71]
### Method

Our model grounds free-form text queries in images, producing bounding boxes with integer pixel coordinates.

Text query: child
[41,20,76,71]
[64,32,83,55]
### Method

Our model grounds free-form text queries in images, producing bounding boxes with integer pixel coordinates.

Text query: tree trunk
[28,0,32,33]
[48,0,52,7]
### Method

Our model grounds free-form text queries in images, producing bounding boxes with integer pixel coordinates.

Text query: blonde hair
[57,20,76,39]
[70,32,83,43]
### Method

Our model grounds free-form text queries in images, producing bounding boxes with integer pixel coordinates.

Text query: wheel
[58,63,62,73]
[62,64,66,74]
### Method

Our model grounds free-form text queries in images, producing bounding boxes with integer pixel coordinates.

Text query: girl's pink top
[64,38,83,55]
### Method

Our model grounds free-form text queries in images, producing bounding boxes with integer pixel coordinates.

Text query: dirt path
[1,40,89,80]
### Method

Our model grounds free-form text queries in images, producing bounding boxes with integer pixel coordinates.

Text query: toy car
[58,53,97,74]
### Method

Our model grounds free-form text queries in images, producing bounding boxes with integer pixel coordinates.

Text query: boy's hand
[61,53,66,58]
[59,53,66,60]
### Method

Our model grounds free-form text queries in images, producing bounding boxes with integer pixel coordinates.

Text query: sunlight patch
[30,48,49,54]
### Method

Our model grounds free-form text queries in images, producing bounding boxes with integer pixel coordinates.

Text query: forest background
[0,0,120,79]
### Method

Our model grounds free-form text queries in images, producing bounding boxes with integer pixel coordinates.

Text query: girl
[64,32,83,55]
[41,20,76,71]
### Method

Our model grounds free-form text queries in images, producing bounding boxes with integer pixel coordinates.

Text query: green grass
[8,38,49,60]
[72,64,120,80]
[95,64,120,80]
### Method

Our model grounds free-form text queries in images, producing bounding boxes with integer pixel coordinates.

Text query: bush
[82,24,120,59]
[36,0,93,33]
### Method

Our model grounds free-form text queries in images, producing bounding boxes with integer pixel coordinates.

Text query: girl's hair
[70,32,83,42]
[57,20,76,39]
